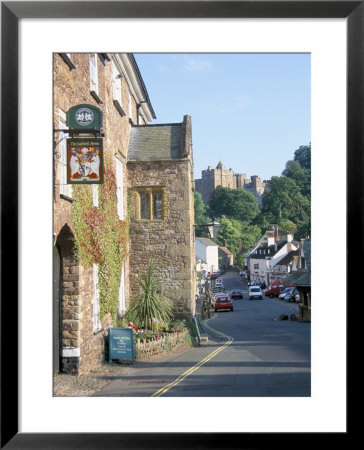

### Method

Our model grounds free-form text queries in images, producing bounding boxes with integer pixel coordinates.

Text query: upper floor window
[89,53,98,93]
[59,53,76,70]
[112,62,125,116]
[132,187,166,221]
[89,53,103,104]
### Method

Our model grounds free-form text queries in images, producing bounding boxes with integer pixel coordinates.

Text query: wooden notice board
[108,327,135,363]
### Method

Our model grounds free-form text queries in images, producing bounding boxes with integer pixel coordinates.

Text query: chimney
[274,225,279,238]
[223,239,228,247]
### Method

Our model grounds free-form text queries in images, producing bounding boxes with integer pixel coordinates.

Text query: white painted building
[195,237,219,275]
[248,230,298,285]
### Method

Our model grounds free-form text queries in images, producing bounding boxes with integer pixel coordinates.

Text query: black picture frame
[1,1,356,448]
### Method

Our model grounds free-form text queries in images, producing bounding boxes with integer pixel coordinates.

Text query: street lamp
[206,218,221,239]
[195,217,221,239]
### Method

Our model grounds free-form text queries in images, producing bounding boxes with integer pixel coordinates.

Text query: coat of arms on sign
[67,138,104,184]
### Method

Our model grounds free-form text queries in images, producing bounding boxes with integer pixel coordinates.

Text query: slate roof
[195,237,219,247]
[127,123,183,161]
[302,240,311,269]
[275,250,299,266]
[249,241,287,259]
[283,269,311,286]
[219,246,233,256]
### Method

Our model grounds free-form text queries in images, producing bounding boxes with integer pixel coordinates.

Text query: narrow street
[92,270,310,397]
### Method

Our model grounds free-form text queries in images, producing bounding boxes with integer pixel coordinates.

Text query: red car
[214,294,233,312]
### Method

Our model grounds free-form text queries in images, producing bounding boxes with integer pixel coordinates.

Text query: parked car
[212,286,225,294]
[214,294,233,312]
[211,292,227,306]
[249,286,263,300]
[230,289,243,300]
[278,287,292,299]
[264,280,293,298]
[282,287,300,302]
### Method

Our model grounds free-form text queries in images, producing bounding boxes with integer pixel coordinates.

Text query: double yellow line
[151,317,233,397]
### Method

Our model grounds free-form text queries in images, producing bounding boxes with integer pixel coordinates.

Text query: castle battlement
[195,161,269,208]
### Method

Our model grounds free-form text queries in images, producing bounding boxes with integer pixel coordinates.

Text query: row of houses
[245,226,311,321]
[53,53,195,375]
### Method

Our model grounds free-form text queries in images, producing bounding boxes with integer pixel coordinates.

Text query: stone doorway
[55,224,80,374]
[53,245,61,375]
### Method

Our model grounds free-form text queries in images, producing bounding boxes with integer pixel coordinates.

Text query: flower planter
[135,329,189,359]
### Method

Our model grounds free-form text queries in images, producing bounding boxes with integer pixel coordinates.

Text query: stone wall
[128,159,196,319]
[135,329,191,359]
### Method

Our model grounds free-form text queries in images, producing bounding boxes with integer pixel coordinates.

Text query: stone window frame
[132,185,167,221]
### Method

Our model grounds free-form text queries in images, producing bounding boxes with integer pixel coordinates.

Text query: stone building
[53,53,195,375]
[195,161,269,207]
[127,117,196,318]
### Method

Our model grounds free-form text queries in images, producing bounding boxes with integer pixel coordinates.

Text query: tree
[278,219,297,234]
[282,160,311,199]
[262,176,310,224]
[194,191,211,237]
[214,216,261,264]
[293,144,311,169]
[209,186,259,223]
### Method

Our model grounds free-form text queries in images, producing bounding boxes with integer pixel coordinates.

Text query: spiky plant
[127,261,174,330]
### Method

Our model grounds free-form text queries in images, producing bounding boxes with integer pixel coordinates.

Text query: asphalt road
[93,271,310,397]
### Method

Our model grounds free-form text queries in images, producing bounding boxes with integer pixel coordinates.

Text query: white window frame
[118,263,126,318]
[89,53,99,94]
[58,109,72,198]
[93,263,102,332]
[112,61,122,106]
[115,157,124,220]
[92,184,99,208]
[128,93,132,119]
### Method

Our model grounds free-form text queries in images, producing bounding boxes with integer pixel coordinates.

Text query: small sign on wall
[67,138,104,184]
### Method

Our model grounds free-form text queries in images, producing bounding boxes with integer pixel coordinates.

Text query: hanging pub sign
[66,104,103,130]
[67,138,104,184]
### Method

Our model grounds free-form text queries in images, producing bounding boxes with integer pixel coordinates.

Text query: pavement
[54,294,208,397]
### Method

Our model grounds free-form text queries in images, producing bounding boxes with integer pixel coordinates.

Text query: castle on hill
[194,161,269,208]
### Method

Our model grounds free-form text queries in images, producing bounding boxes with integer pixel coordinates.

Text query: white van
[248,286,263,300]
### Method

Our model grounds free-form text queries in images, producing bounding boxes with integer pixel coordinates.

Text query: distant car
[215,281,224,289]
[212,286,225,294]
[230,289,243,300]
[211,272,219,280]
[249,286,263,300]
[214,294,233,312]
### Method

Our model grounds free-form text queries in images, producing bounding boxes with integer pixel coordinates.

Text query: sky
[134,53,310,182]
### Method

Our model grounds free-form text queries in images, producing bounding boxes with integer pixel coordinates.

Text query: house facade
[127,116,196,319]
[53,53,195,376]
[247,228,298,285]
[195,237,219,275]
